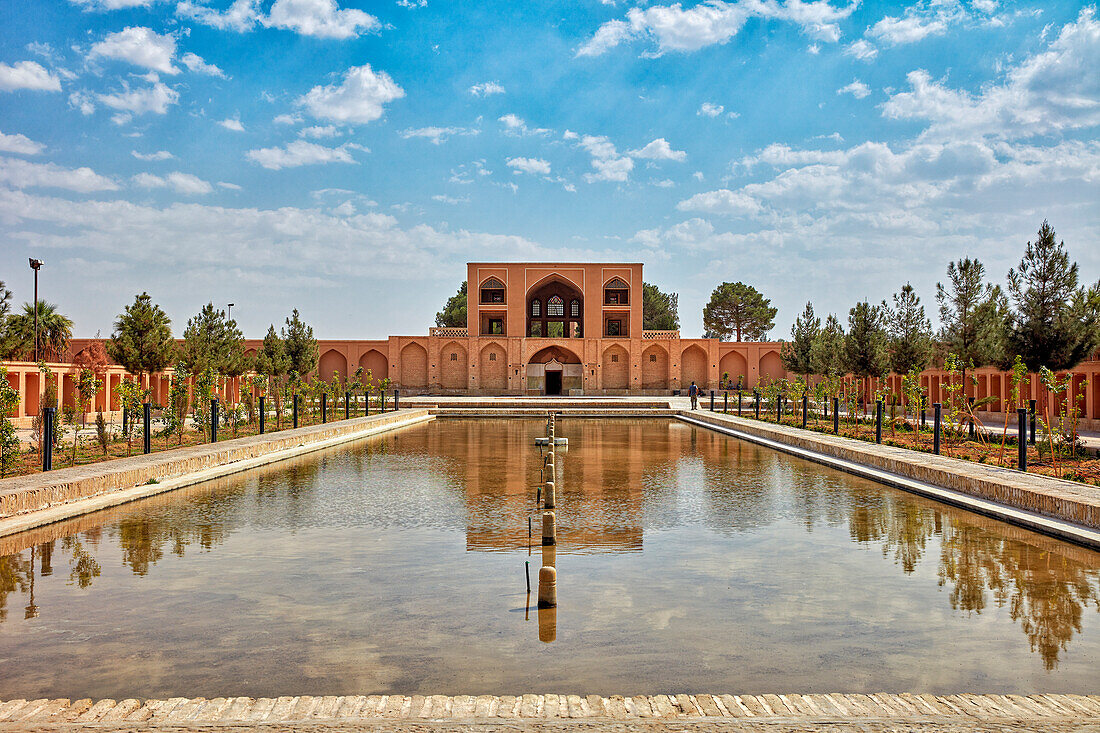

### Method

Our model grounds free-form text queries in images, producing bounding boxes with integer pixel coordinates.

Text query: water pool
[1,417,1097,699]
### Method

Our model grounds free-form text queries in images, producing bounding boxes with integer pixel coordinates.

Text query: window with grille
[606,320,621,336]
[480,278,505,303]
[489,353,497,361]
[649,354,657,362]
[531,300,540,317]
[570,299,580,317]
[450,353,457,361]
[611,354,619,362]
[547,295,564,316]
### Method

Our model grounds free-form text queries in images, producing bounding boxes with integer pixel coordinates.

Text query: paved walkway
[0,694,1097,730]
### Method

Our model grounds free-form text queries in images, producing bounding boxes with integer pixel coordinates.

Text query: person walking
[689,381,698,410]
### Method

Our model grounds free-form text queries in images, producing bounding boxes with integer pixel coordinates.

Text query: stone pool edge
[0,410,434,539]
[0,693,1097,726]
[677,410,1100,549]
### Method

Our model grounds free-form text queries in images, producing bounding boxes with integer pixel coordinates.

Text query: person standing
[689,381,698,410]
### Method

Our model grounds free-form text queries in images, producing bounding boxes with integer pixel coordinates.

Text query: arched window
[547,295,564,316]
[531,299,541,317]
[570,299,580,317]
[604,278,629,305]
[480,278,505,304]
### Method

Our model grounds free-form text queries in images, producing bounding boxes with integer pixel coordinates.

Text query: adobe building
[283,262,788,396]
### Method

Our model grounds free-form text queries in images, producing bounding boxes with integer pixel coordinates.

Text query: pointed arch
[719,350,748,388]
[642,344,669,390]
[602,344,629,390]
[759,350,785,383]
[440,341,468,390]
[399,342,428,389]
[479,342,507,392]
[319,349,348,382]
[603,277,629,289]
[359,349,388,380]
[680,344,708,389]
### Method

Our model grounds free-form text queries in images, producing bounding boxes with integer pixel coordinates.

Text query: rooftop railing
[428,327,469,338]
[641,330,680,339]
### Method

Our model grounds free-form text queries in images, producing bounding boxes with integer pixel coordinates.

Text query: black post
[801,395,808,429]
[824,398,828,419]
[1017,407,1028,471]
[210,398,218,443]
[737,390,742,416]
[967,396,975,440]
[921,395,927,428]
[1029,399,1036,445]
[933,403,942,455]
[875,399,883,443]
[143,402,151,454]
[42,407,54,471]
[321,393,328,424]
[259,396,265,434]
[833,397,839,433]
[293,394,299,429]
[345,391,350,420]
[709,390,715,411]
[723,392,728,413]
[777,394,782,423]
[394,389,399,411]
[365,391,370,417]
[754,390,760,419]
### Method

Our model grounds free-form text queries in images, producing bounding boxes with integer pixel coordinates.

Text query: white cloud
[579,135,633,182]
[246,140,365,169]
[0,131,46,156]
[469,81,504,96]
[629,138,687,161]
[868,12,948,45]
[882,8,1100,139]
[498,113,551,136]
[431,194,468,205]
[299,125,340,138]
[298,65,404,124]
[397,0,427,7]
[131,150,174,161]
[89,27,179,75]
[844,38,878,60]
[219,117,245,131]
[274,112,302,125]
[0,157,118,192]
[133,171,215,195]
[577,0,857,56]
[180,52,226,77]
[506,157,552,175]
[972,0,998,12]
[97,81,179,116]
[677,188,761,216]
[0,61,62,92]
[399,126,479,144]
[177,0,261,31]
[837,80,871,99]
[265,0,380,38]
[697,102,723,117]
[651,179,675,188]
[217,181,242,190]
[69,0,158,8]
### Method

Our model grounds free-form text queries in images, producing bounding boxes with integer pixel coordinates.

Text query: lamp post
[28,258,44,363]
[227,303,235,321]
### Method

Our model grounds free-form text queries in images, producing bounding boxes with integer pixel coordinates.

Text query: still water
[1,418,1098,698]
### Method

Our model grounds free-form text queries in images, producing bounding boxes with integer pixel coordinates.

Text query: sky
[0,0,1098,341]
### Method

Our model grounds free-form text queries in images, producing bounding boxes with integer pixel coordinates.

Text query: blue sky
[0,0,1097,340]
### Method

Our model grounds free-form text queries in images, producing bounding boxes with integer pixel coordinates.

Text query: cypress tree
[283,309,319,376]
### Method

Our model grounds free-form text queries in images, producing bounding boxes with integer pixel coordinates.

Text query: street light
[228,303,235,321]
[28,258,44,363]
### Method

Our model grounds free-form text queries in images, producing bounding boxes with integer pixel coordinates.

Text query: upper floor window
[606,319,622,336]
[547,295,564,317]
[570,299,580,317]
[604,278,629,305]
[480,278,505,304]
[531,299,541,317]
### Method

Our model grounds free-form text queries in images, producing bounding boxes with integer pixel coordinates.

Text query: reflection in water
[0,418,1097,698]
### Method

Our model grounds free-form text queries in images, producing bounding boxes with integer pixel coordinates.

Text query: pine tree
[844,302,889,378]
[435,282,467,328]
[810,314,846,378]
[642,283,680,331]
[702,282,777,341]
[1006,220,1100,371]
[936,258,1007,382]
[780,301,819,379]
[885,283,933,374]
[179,303,249,376]
[107,292,176,379]
[283,309,319,376]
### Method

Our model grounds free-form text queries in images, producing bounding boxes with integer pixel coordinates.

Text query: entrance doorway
[546,370,563,396]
